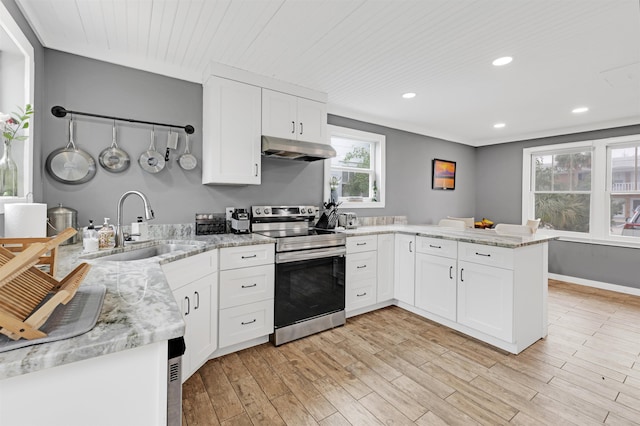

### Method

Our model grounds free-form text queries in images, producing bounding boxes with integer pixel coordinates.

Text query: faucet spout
[115,190,155,248]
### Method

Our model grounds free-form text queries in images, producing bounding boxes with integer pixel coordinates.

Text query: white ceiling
[15,0,640,146]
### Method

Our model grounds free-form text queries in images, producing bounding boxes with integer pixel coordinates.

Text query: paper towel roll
[4,203,48,238]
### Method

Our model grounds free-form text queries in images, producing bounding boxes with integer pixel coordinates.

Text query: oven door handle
[276,246,346,263]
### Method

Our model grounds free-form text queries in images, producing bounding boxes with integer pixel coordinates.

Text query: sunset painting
[432,159,456,190]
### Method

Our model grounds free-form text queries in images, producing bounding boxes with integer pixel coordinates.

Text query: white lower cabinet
[346,250,378,311]
[162,250,218,382]
[218,246,275,349]
[376,234,395,302]
[415,253,457,322]
[457,260,513,341]
[394,234,415,305]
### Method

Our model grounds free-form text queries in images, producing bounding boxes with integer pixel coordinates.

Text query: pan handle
[66,118,78,150]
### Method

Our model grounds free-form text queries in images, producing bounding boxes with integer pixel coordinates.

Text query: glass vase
[0,139,18,197]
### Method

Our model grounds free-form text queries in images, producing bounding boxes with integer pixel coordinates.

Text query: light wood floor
[182,280,640,425]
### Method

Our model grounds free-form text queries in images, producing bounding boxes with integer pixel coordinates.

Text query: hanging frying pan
[46,118,97,184]
[139,128,165,173]
[178,133,197,170]
[99,122,130,173]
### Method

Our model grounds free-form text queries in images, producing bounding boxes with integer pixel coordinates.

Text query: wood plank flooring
[182,280,640,425]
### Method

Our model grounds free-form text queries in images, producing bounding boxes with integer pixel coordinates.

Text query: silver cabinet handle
[184,296,190,316]
[194,291,200,310]
[356,292,367,297]
[291,121,295,134]
[241,254,257,259]
[300,122,303,135]
[254,163,258,177]
[449,266,453,280]
[241,319,257,325]
[241,283,257,289]
[356,265,367,269]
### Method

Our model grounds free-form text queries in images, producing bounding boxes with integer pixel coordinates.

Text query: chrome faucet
[115,190,155,248]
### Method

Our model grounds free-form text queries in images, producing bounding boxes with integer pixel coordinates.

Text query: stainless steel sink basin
[96,243,201,261]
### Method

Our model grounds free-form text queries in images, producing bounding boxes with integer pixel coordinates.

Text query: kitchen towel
[4,203,48,237]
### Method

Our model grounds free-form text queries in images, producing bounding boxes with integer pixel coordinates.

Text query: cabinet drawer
[346,235,378,254]
[219,264,275,309]
[346,279,377,311]
[219,299,274,348]
[458,242,514,270]
[220,244,274,270]
[162,249,218,291]
[346,251,377,280]
[416,236,457,258]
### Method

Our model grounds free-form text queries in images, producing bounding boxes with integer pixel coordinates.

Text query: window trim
[522,134,640,249]
[324,125,386,209]
[0,3,35,213]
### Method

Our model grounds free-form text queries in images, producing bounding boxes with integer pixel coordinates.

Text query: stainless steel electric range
[251,205,346,346]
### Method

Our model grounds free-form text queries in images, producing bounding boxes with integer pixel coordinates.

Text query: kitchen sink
[94,243,202,261]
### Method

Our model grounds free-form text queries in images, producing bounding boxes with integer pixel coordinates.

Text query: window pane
[330,137,372,169]
[331,170,371,198]
[550,152,592,191]
[534,155,552,191]
[610,146,638,192]
[535,193,590,232]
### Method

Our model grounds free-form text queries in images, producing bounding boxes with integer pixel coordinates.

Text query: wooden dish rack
[0,228,91,341]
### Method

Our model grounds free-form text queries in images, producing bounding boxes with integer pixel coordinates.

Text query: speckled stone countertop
[0,233,274,380]
[342,225,557,248]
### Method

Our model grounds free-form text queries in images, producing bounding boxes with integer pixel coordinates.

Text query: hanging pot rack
[50,105,195,135]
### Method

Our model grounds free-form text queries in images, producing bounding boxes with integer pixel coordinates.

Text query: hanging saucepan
[46,118,97,184]
[99,122,130,173]
[178,133,197,170]
[139,128,165,173]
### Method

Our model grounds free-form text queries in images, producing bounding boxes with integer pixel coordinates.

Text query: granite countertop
[342,224,558,248]
[0,233,274,381]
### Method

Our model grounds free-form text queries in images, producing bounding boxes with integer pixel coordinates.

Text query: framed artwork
[432,158,456,190]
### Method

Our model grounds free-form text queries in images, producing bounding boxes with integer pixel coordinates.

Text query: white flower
[0,112,11,123]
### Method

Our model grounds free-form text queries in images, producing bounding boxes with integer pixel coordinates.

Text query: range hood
[261,136,336,161]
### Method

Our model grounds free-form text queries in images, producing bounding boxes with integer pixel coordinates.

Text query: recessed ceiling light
[402,92,416,99]
[492,56,513,66]
[572,106,589,114]
[493,123,506,129]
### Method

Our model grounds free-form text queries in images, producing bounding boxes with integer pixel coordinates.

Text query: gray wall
[41,51,475,228]
[328,115,476,224]
[475,125,640,289]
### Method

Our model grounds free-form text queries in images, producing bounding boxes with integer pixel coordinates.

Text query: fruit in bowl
[474,218,494,229]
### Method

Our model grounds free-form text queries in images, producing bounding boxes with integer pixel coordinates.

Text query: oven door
[274,248,346,329]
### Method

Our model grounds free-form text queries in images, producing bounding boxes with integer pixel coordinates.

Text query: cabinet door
[394,234,415,305]
[415,254,456,321]
[203,77,261,185]
[376,234,395,302]
[262,89,298,139]
[296,97,327,143]
[457,260,513,342]
[172,274,217,382]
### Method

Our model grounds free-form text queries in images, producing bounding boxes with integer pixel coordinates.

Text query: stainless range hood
[261,135,336,161]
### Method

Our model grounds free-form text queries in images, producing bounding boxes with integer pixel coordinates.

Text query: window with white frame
[523,134,640,246]
[324,125,385,208]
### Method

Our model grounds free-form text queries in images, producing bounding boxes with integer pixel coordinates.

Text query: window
[324,125,385,208]
[523,134,640,246]
[0,3,35,212]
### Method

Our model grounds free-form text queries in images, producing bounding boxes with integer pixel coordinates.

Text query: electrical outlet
[225,207,234,220]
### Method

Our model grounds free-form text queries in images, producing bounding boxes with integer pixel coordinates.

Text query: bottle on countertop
[131,216,149,241]
[82,220,99,253]
[98,217,115,249]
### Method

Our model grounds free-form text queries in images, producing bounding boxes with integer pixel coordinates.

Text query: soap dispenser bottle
[98,217,115,249]
[83,220,99,252]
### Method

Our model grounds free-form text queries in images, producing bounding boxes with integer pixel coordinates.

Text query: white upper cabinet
[262,89,327,144]
[202,76,262,185]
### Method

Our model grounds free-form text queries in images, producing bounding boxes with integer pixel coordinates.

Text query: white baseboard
[549,273,640,297]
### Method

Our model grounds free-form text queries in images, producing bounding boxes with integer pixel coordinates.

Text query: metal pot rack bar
[50,105,195,134]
